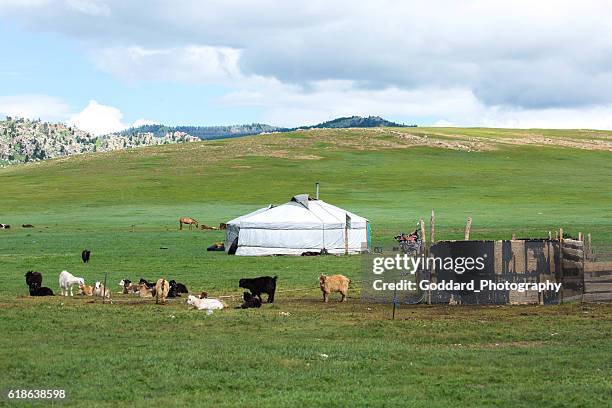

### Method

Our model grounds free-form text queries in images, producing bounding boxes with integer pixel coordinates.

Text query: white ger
[225,194,371,256]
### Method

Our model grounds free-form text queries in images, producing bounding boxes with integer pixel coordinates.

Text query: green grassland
[0,127,611,407]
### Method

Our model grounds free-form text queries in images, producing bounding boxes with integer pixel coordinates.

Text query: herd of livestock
[24,266,351,311]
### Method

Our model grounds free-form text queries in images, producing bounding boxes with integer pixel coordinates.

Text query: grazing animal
[319,274,350,302]
[186,295,225,311]
[138,282,154,298]
[199,291,208,299]
[155,279,170,304]
[239,276,277,303]
[28,282,54,296]
[81,249,91,263]
[93,282,111,298]
[240,291,262,309]
[25,271,43,288]
[58,270,85,297]
[179,217,198,230]
[79,283,93,296]
[118,279,139,294]
[22,224,34,228]
[0,223,10,229]
[167,280,188,298]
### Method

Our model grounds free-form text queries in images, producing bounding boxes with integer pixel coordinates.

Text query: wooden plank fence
[582,261,612,302]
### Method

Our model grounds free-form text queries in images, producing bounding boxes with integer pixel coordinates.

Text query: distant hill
[0,115,413,165]
[115,123,286,140]
[114,116,412,141]
[296,115,412,129]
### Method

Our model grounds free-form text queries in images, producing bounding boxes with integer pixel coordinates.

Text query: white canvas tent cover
[225,194,370,256]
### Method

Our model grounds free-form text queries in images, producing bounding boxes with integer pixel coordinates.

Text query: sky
[1,0,612,135]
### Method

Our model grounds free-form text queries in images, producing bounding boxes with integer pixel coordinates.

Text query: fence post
[419,219,426,250]
[559,227,564,303]
[429,209,435,246]
[464,217,472,241]
[103,272,108,304]
[587,233,592,259]
[464,217,472,240]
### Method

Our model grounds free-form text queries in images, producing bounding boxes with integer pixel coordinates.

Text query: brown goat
[319,274,350,302]
[79,284,93,296]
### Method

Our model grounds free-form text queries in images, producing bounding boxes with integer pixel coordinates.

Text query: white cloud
[91,46,243,84]
[0,94,70,121]
[66,101,155,134]
[67,100,126,135]
[130,118,158,128]
[221,81,612,129]
[3,1,612,128]
[65,0,110,16]
[4,1,612,109]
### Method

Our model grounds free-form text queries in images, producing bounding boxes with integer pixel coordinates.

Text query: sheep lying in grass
[139,282,154,298]
[187,295,225,311]
[118,279,139,294]
[93,282,111,298]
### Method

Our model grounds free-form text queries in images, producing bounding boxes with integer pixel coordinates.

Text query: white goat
[58,270,85,297]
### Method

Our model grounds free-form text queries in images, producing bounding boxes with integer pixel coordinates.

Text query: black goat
[81,249,91,263]
[168,280,188,298]
[238,276,277,303]
[139,278,156,289]
[25,271,43,288]
[240,291,262,309]
[28,282,54,296]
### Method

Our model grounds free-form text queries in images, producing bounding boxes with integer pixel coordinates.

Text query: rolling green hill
[0,127,611,407]
[1,126,611,242]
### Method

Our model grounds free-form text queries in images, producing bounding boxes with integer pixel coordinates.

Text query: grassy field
[0,127,611,407]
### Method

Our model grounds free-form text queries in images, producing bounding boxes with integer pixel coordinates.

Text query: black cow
[168,280,189,298]
[240,291,262,309]
[239,276,277,303]
[28,282,54,296]
[81,249,91,263]
[25,271,43,288]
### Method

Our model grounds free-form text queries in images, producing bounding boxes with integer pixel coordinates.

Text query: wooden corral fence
[583,262,612,302]
[424,234,610,305]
